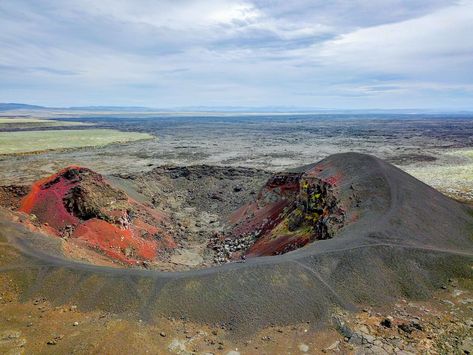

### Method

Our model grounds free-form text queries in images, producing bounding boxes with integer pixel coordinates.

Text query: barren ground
[0,112,472,354]
[1,113,473,202]
[1,271,471,354]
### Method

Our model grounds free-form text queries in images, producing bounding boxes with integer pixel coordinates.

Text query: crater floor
[1,162,352,271]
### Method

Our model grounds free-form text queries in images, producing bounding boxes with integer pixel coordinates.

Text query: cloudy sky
[1,0,472,109]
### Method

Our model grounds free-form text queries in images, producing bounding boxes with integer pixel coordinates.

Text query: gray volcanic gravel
[0,153,472,335]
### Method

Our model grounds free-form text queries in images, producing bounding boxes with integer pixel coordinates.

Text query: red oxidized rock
[19,166,175,264]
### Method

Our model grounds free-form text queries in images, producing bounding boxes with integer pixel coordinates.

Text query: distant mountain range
[0,103,152,112]
[0,103,46,111]
[0,102,472,114]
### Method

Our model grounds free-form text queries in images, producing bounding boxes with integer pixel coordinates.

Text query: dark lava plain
[2,113,473,185]
[1,153,472,336]
[3,113,473,206]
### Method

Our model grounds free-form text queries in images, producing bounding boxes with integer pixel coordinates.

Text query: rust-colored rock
[19,166,175,264]
[227,167,346,257]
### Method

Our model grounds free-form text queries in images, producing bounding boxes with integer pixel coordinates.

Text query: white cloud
[315,1,473,78]
[0,0,472,108]
[77,0,261,28]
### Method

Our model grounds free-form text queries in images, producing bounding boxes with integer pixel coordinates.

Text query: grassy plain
[0,129,153,155]
[0,117,90,127]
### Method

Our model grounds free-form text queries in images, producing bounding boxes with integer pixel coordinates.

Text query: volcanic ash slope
[0,152,472,335]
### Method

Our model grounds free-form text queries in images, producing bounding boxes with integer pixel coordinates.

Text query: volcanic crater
[1,153,472,337]
[1,162,349,271]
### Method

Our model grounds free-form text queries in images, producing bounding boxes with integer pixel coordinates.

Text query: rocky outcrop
[19,166,175,264]
[220,168,347,258]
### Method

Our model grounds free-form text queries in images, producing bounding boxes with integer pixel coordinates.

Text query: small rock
[411,320,423,331]
[370,345,389,355]
[47,340,57,345]
[363,334,375,344]
[326,340,340,350]
[460,337,473,354]
[358,325,370,334]
[73,322,79,327]
[349,333,363,345]
[380,318,392,328]
[160,331,166,337]
[168,338,187,352]
[398,321,423,334]
[333,316,353,338]
[298,343,309,352]
[389,338,403,348]
[3,331,21,340]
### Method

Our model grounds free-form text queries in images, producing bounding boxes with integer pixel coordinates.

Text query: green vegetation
[0,118,51,123]
[0,129,153,155]
[0,117,90,127]
[454,149,473,159]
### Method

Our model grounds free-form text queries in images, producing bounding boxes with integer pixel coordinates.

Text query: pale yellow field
[405,149,473,202]
[0,117,90,126]
[0,129,153,155]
